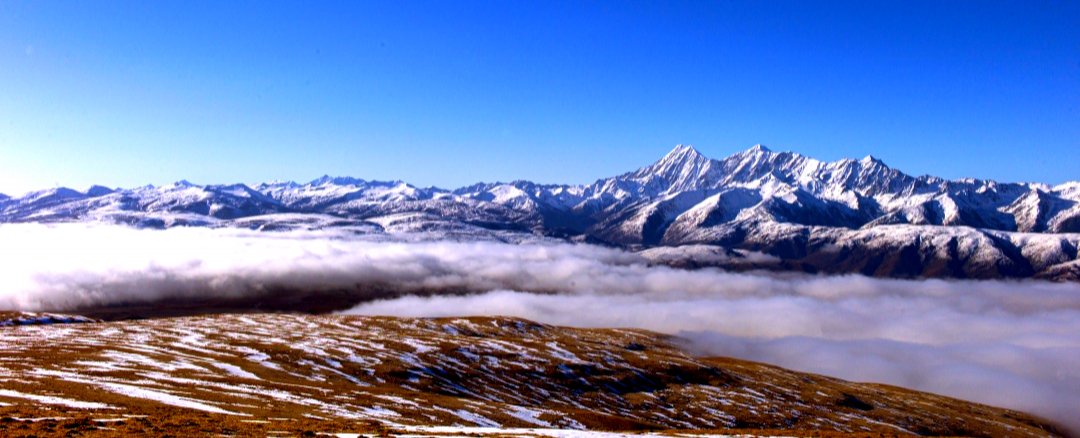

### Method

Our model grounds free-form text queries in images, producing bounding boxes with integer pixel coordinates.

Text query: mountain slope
[2,145,1079,280]
[0,313,1064,437]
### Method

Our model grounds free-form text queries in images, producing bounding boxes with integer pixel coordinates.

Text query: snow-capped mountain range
[4,145,1080,280]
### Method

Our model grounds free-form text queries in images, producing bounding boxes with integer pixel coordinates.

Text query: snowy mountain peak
[660,144,705,161]
[723,144,798,168]
[85,185,116,197]
[638,144,710,174]
[859,155,888,167]
[309,175,367,187]
[626,144,717,193]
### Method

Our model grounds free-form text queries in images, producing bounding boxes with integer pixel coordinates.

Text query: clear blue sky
[1,1,1077,195]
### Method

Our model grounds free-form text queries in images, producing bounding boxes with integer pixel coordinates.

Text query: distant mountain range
[4,145,1079,280]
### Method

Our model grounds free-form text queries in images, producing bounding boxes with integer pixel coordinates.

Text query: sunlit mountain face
[4,145,1079,281]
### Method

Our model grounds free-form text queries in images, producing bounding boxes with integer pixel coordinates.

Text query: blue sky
[1,1,1077,194]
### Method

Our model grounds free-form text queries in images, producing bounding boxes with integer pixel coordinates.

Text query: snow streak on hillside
[0,224,1077,433]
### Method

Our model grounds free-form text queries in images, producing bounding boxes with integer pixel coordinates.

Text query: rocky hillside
[0,312,1064,437]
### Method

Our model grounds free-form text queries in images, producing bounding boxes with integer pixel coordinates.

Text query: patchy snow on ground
[0,389,114,410]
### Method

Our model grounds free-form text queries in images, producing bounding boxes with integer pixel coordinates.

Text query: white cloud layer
[1,223,1078,434]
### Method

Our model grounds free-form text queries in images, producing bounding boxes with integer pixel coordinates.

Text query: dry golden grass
[0,312,1066,437]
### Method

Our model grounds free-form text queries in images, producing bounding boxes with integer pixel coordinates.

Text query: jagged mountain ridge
[3,145,1080,280]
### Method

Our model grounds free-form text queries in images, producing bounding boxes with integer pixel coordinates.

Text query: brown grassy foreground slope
[0,312,1065,437]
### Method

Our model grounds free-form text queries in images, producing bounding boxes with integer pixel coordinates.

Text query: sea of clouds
[1,223,1078,434]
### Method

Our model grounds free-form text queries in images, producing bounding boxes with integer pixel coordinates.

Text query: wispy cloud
[348,288,1080,435]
